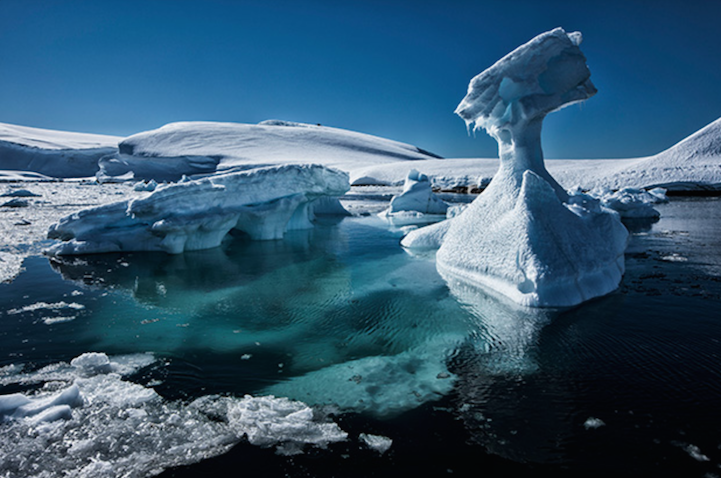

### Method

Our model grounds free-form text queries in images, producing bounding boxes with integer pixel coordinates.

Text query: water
[1,198,720,477]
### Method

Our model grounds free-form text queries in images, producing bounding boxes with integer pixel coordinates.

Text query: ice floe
[0,352,349,477]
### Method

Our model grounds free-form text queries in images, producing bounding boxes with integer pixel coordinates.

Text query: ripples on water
[0,198,720,477]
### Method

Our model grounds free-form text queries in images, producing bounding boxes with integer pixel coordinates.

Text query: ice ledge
[45,164,350,256]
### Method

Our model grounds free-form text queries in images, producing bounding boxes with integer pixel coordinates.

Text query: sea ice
[404,28,628,307]
[45,164,350,255]
[0,352,350,477]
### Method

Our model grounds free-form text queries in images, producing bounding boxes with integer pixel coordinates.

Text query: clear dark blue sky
[2,0,720,159]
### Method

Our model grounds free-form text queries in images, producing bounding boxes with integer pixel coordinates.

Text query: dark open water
[1,197,720,477]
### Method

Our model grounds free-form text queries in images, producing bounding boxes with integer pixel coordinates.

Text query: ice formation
[45,164,349,255]
[594,186,667,219]
[404,28,628,307]
[381,169,448,217]
[0,122,120,178]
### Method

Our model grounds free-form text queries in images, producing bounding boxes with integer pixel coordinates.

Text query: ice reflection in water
[45,215,562,419]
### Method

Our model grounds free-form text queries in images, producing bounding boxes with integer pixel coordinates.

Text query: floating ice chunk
[2,189,41,197]
[0,384,83,422]
[1,198,29,208]
[45,164,350,255]
[71,352,113,375]
[7,301,85,315]
[359,433,393,453]
[133,179,158,192]
[583,417,605,429]
[404,28,627,307]
[681,443,710,462]
[228,395,347,447]
[400,219,452,250]
[595,187,663,219]
[383,169,448,216]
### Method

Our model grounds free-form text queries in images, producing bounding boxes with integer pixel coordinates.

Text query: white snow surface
[98,120,442,183]
[0,122,121,178]
[45,164,350,256]
[404,28,629,307]
[337,116,721,192]
[0,352,349,478]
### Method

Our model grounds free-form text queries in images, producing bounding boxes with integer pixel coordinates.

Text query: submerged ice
[403,28,628,307]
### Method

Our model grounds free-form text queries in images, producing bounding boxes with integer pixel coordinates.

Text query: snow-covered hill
[99,120,442,183]
[0,123,121,178]
[353,117,721,192]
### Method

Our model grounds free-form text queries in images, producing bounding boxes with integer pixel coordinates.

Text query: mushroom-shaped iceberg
[402,28,628,307]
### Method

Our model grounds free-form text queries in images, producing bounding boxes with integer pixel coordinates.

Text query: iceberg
[378,168,449,225]
[383,169,448,215]
[404,28,628,307]
[0,122,120,178]
[45,164,350,255]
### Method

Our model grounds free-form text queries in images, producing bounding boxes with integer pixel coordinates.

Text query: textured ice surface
[404,28,628,307]
[45,164,350,255]
[0,353,348,477]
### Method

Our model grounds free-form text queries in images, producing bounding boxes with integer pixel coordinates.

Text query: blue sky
[2,0,720,159]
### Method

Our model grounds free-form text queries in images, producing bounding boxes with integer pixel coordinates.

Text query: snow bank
[45,164,350,255]
[0,353,348,477]
[404,28,628,307]
[0,122,120,178]
[98,120,442,183]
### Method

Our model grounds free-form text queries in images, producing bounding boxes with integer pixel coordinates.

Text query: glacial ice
[403,28,628,307]
[45,164,350,255]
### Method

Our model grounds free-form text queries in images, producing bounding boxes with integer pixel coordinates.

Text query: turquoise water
[1,199,721,477]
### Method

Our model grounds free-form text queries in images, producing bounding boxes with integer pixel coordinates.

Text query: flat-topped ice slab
[45,164,349,255]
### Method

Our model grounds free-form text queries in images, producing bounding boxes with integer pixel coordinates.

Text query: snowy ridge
[0,123,120,179]
[0,123,121,150]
